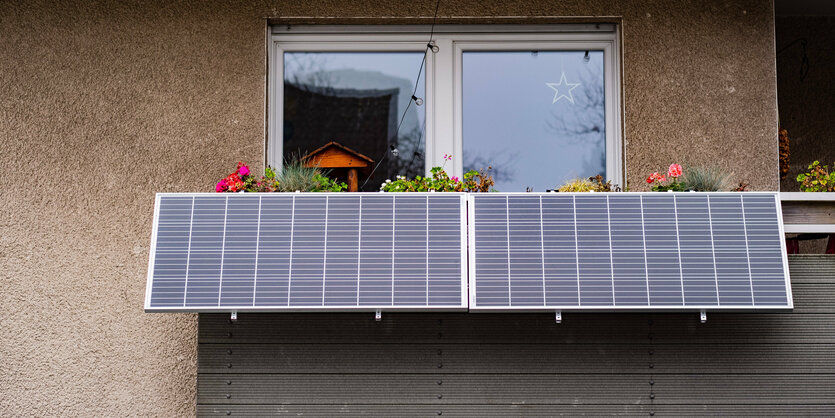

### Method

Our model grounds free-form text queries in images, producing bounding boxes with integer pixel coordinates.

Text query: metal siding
[197,255,835,416]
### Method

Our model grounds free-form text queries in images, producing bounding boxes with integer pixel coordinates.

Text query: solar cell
[146,193,467,311]
[469,192,792,311]
[148,191,791,313]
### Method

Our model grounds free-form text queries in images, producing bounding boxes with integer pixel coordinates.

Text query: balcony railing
[781,192,835,254]
[780,192,835,233]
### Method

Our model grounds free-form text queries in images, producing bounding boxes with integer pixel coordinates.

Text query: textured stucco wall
[777,16,835,191]
[0,0,778,415]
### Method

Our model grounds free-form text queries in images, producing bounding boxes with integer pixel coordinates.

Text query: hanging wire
[361,0,442,190]
[776,38,810,81]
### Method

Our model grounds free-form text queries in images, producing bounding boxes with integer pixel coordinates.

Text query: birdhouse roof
[302,141,375,170]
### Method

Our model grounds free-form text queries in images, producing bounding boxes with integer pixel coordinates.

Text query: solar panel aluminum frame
[466,192,793,313]
[145,192,469,313]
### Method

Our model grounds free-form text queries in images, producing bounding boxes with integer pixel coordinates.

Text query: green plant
[215,159,347,193]
[797,161,835,192]
[276,159,320,192]
[558,178,596,192]
[274,159,346,192]
[379,154,495,192]
[647,163,687,192]
[215,162,280,192]
[557,175,616,192]
[682,165,733,191]
[312,173,348,192]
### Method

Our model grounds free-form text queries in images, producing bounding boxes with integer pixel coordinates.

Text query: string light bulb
[411,95,424,106]
[390,144,399,157]
[583,50,590,63]
[427,42,439,53]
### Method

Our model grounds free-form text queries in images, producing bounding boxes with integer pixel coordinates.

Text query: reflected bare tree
[463,152,519,183]
[285,54,338,94]
[546,62,606,177]
[388,126,425,179]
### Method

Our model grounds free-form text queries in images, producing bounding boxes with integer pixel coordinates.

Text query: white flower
[385,179,391,183]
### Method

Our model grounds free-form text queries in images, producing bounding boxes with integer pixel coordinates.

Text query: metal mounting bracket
[700,310,707,323]
[375,309,382,321]
[555,311,562,324]
[230,312,238,322]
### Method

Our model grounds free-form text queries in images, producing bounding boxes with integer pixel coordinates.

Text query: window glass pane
[463,50,606,192]
[284,52,426,191]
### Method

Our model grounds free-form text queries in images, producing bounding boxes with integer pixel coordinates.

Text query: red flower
[646,172,666,184]
[668,163,682,178]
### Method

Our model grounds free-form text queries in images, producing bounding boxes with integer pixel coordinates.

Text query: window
[270,25,622,191]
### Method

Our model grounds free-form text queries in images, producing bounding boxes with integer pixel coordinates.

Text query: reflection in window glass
[283,52,426,191]
[463,51,605,192]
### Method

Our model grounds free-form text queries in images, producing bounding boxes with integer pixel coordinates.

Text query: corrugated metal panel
[200,313,835,343]
[198,374,648,404]
[197,404,835,417]
[198,373,835,405]
[199,343,835,374]
[197,255,835,416]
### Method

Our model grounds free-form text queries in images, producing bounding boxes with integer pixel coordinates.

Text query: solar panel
[145,193,468,312]
[468,192,792,311]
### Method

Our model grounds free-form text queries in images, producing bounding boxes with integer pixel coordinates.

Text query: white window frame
[269,24,623,186]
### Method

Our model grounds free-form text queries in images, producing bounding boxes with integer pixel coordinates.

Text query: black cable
[361,0,442,190]
[404,0,443,173]
[776,38,810,81]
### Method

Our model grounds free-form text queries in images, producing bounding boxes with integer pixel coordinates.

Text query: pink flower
[215,180,227,192]
[451,176,460,182]
[443,153,452,161]
[238,164,250,177]
[668,163,682,178]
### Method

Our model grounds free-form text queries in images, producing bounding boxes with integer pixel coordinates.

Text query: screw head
[437,363,443,368]
[226,394,231,399]
[437,380,443,385]
[226,411,231,416]
[226,380,232,385]
[650,394,655,399]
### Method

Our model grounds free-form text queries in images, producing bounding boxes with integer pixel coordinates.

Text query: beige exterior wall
[0,1,778,415]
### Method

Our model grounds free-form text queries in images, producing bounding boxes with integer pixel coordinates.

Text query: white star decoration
[546,72,580,104]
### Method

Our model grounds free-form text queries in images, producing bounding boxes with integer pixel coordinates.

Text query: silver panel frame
[467,192,794,313]
[145,192,469,313]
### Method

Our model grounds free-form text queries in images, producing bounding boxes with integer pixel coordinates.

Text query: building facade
[3,0,833,416]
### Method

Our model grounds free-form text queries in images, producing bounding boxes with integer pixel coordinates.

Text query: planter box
[780,192,835,233]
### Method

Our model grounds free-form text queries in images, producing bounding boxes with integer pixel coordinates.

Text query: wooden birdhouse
[302,141,375,192]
